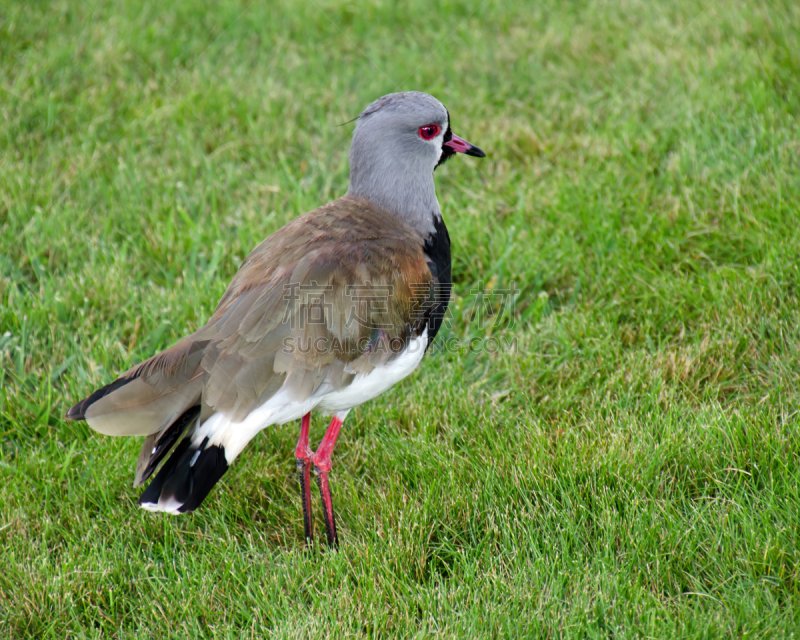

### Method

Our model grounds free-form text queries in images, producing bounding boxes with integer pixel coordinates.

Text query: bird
[66,91,485,547]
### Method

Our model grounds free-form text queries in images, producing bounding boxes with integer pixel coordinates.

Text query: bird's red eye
[418,124,441,140]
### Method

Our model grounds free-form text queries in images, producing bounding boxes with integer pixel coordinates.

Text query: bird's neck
[347,166,441,237]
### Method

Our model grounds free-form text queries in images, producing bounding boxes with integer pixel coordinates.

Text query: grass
[2,0,800,636]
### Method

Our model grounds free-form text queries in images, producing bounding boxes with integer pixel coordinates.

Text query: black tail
[135,405,201,487]
[138,436,229,514]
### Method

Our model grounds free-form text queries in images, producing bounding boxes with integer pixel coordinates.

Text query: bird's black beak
[444,133,486,158]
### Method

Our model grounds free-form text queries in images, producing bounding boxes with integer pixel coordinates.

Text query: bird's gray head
[346,91,485,236]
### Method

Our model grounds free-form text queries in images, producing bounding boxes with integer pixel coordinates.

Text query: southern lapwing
[66,91,485,547]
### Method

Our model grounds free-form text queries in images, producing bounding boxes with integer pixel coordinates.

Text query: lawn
[2,0,800,636]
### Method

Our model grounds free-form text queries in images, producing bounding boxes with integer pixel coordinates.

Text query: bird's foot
[313,460,338,549]
[295,413,314,545]
[294,412,345,548]
[296,456,314,545]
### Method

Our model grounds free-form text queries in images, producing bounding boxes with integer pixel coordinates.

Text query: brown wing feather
[69,195,434,440]
[193,196,433,420]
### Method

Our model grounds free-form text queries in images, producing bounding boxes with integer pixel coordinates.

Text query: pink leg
[295,412,314,544]
[312,411,349,548]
